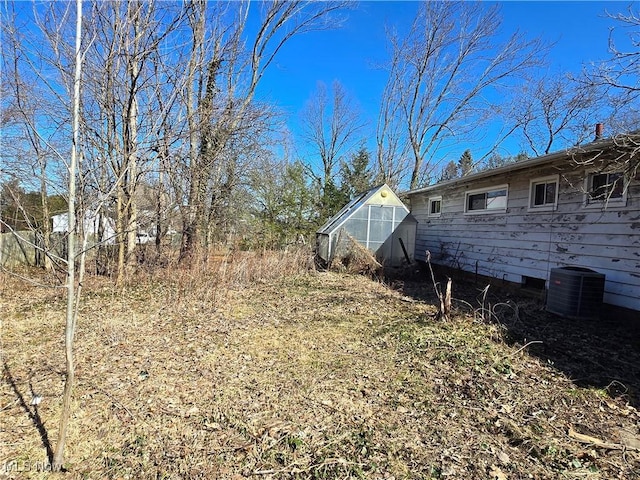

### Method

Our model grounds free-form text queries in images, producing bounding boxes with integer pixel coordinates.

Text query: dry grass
[1,251,639,479]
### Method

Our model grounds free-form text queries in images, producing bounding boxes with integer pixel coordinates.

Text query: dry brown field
[2,251,639,479]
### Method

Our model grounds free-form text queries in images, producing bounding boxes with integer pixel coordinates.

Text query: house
[316,184,417,267]
[52,210,116,244]
[405,130,640,312]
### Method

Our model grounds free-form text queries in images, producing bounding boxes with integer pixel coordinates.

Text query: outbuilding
[316,184,417,268]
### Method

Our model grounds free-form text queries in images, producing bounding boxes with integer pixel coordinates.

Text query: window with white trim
[465,185,508,213]
[428,196,442,217]
[585,171,626,206]
[529,175,559,211]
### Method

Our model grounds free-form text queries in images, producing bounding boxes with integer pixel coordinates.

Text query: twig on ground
[90,386,137,421]
[253,458,366,476]
[477,285,491,322]
[568,426,640,452]
[425,250,451,320]
[511,341,543,357]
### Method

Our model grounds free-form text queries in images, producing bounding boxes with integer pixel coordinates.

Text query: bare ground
[1,263,639,479]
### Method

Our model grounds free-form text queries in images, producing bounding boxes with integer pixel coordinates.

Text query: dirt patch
[1,267,639,479]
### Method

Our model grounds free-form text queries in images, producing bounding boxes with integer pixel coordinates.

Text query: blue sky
[254,1,633,162]
[5,0,634,189]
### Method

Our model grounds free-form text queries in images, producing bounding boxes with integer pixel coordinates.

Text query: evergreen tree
[440,161,459,181]
[249,159,317,249]
[280,162,317,241]
[0,181,66,232]
[458,149,474,176]
[484,153,506,170]
[482,151,527,171]
[319,176,349,225]
[339,146,375,198]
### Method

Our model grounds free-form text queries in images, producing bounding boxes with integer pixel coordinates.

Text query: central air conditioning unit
[546,266,605,319]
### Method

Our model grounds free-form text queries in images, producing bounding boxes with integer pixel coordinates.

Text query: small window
[465,185,508,213]
[529,175,559,211]
[428,197,442,217]
[585,171,626,206]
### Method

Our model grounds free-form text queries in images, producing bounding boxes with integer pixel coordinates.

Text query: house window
[465,185,508,213]
[585,171,626,206]
[529,175,559,211]
[428,197,442,217]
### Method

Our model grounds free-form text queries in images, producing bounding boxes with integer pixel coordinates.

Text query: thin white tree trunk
[52,0,82,471]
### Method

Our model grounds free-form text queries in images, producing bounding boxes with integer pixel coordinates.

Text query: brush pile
[329,230,382,277]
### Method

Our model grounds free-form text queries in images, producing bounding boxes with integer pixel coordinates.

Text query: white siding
[410,162,640,311]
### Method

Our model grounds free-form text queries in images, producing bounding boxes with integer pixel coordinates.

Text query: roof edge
[316,183,397,234]
[403,131,636,196]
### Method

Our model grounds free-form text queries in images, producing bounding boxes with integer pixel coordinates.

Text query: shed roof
[317,184,411,235]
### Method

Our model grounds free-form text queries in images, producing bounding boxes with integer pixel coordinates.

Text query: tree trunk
[52,0,82,470]
[115,186,126,285]
[179,4,206,264]
[124,7,140,271]
[155,137,168,260]
[39,169,52,270]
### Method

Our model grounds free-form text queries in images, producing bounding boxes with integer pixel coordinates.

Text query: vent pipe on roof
[595,123,604,141]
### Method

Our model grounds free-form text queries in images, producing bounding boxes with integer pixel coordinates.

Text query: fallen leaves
[489,464,508,480]
[2,268,640,479]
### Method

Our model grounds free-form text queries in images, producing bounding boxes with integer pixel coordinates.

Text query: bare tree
[300,80,365,184]
[375,63,411,189]
[2,4,73,270]
[592,8,640,101]
[565,5,640,185]
[299,80,365,219]
[572,131,640,192]
[609,132,640,181]
[179,0,349,262]
[52,0,83,470]
[380,1,545,189]
[78,0,189,281]
[587,6,640,132]
[7,49,53,268]
[5,0,349,272]
[514,73,603,156]
[1,0,74,276]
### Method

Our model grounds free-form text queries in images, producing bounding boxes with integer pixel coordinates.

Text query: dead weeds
[1,260,639,479]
